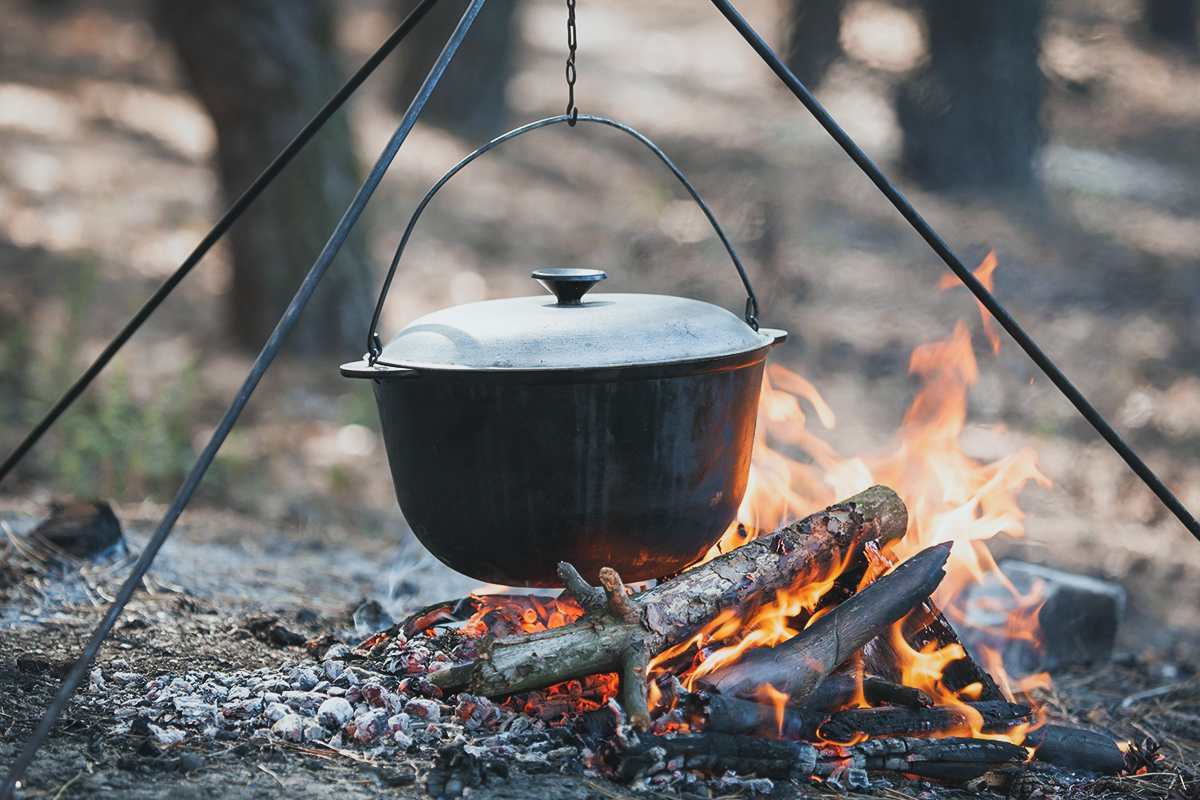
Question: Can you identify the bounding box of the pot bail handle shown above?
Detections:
[366,114,761,364]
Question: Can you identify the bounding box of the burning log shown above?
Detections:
[807,671,934,711]
[430,486,909,729]
[679,690,821,739]
[694,541,952,708]
[865,595,1005,701]
[817,700,1035,743]
[556,562,605,613]
[680,672,936,738]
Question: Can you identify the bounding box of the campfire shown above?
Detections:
[2,258,1149,799]
[318,256,1128,793]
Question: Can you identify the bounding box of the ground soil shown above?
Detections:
[7,0,1200,796]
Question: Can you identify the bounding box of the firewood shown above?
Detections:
[556,562,605,613]
[603,730,1028,784]
[430,486,909,729]
[600,730,818,782]
[817,736,1029,782]
[817,700,1035,742]
[695,542,951,708]
[679,690,821,739]
[805,670,934,711]
[865,594,1005,701]
[1024,724,1126,775]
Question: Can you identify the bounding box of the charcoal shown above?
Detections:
[406,697,442,724]
[271,713,323,743]
[288,667,320,690]
[265,702,291,723]
[354,599,394,634]
[346,709,389,743]
[316,697,353,728]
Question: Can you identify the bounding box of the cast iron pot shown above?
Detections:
[341,116,787,586]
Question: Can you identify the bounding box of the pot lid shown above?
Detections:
[373,268,780,371]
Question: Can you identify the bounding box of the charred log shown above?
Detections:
[818,701,1034,743]
[430,486,909,727]
[696,542,951,707]
[679,691,821,739]
[817,735,1029,782]
[604,730,1028,784]
[601,730,818,782]
[865,595,1006,702]
[1024,724,1126,775]
[805,670,935,712]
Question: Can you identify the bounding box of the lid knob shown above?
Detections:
[532,268,606,305]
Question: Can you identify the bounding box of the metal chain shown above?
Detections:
[565,0,579,125]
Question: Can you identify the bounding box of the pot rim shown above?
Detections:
[342,328,787,383]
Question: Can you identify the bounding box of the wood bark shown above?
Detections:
[158,0,374,354]
[429,486,909,725]
[818,700,1034,743]
[680,691,821,740]
[807,672,934,712]
[695,542,951,708]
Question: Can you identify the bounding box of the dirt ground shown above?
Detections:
[7,0,1200,796]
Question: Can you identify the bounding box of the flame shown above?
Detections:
[651,252,1053,739]
[938,250,1002,354]
[443,252,1055,748]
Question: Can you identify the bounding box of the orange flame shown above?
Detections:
[456,252,1053,747]
[650,253,1053,737]
[938,249,1001,355]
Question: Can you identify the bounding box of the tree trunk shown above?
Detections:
[783,0,845,91]
[897,0,1045,192]
[158,0,374,355]
[1145,0,1199,49]
[393,0,519,138]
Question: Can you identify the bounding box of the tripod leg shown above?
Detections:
[709,0,1200,543]
[0,2,489,796]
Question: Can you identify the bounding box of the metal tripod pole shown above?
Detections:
[710,0,1200,542]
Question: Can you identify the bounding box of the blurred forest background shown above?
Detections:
[5,0,1200,653]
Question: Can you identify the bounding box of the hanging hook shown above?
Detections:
[565,0,579,125]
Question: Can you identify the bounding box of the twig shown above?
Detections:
[311,741,384,766]
[51,772,84,800]
[256,764,286,788]
[620,646,652,732]
[598,567,642,623]
[557,562,605,612]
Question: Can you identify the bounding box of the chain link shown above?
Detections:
[565,0,578,125]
